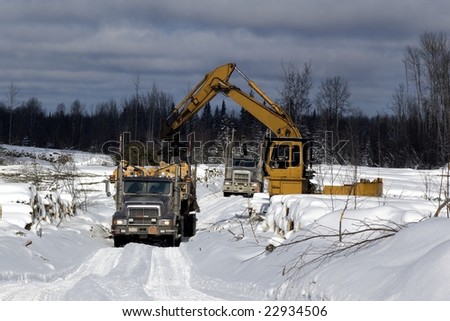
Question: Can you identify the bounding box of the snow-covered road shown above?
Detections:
[0,247,120,300]
[0,243,222,300]
[145,246,220,300]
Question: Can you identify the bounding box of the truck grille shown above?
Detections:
[233,171,251,184]
[128,206,159,225]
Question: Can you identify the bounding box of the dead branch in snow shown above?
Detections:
[279,218,406,276]
[434,198,450,217]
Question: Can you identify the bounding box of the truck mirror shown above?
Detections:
[105,180,111,197]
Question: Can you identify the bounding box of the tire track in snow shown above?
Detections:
[0,247,121,300]
[144,247,220,300]
[62,243,155,300]
[1,243,219,300]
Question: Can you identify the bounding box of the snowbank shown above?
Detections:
[0,183,37,205]
[284,218,450,300]
[0,203,33,227]
[0,182,77,228]
[1,144,114,167]
[263,194,436,243]
[0,183,38,228]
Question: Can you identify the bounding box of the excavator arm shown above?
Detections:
[166,63,301,138]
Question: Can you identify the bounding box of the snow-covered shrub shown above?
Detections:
[0,183,41,228]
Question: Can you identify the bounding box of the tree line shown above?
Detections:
[1,32,448,169]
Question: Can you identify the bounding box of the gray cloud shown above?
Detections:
[1,0,450,115]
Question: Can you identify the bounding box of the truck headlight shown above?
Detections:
[113,219,126,225]
[224,181,231,186]
[159,219,172,226]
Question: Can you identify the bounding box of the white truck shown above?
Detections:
[222,156,262,197]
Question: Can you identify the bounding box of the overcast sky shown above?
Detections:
[1,0,450,116]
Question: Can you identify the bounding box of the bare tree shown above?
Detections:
[5,82,20,144]
[70,100,85,149]
[391,83,409,120]
[404,45,424,113]
[421,32,450,164]
[404,32,450,166]
[279,61,313,129]
[133,74,142,140]
[144,83,173,141]
[388,84,418,167]
[420,32,450,105]
[315,76,351,142]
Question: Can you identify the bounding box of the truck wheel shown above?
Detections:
[223,192,231,197]
[183,214,197,237]
[164,235,178,247]
[113,236,127,247]
[175,235,181,247]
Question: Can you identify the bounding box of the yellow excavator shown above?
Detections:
[165,63,315,196]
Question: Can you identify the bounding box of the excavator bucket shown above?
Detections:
[323,178,383,197]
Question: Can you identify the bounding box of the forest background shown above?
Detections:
[1,32,449,169]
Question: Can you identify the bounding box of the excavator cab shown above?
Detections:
[264,137,314,195]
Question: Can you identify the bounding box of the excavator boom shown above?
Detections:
[167,63,235,131]
[166,63,300,138]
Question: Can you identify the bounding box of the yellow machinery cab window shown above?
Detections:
[270,143,301,168]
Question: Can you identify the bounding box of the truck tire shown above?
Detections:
[183,213,197,237]
[113,236,127,247]
[175,235,181,247]
[163,235,180,247]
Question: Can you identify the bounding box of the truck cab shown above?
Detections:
[222,156,261,197]
[110,170,197,247]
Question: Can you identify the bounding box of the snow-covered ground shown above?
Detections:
[0,144,450,303]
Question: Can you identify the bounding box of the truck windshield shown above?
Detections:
[124,181,171,194]
[232,158,256,167]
